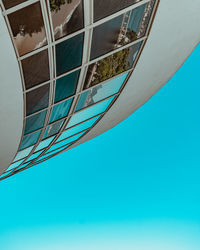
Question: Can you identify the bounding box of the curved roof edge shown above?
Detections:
[72,0,200,149]
[0,12,23,173]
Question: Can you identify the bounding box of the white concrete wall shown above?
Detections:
[73,0,200,148]
[0,13,23,173]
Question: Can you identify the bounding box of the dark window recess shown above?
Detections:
[2,0,28,9]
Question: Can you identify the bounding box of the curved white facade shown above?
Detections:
[0,0,200,180]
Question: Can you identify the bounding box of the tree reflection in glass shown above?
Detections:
[8,2,47,56]
[49,0,84,40]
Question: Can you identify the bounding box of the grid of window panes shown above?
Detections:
[0,0,158,180]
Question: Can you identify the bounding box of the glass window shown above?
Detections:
[26,83,50,116]
[54,70,80,103]
[43,120,64,139]
[93,0,142,21]
[85,41,142,88]
[49,98,73,123]
[2,0,28,9]
[76,72,128,111]
[44,144,70,158]
[21,49,50,89]
[7,159,24,172]
[58,115,101,141]
[24,110,47,135]
[14,146,34,162]
[54,131,85,147]
[8,2,47,56]
[49,0,84,40]
[67,96,114,128]
[20,130,41,150]
[25,150,44,163]
[35,136,55,152]
[91,4,147,60]
[56,33,84,76]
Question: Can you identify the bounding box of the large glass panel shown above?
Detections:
[56,33,84,76]
[43,120,64,139]
[35,136,55,152]
[21,49,50,89]
[58,115,100,142]
[49,98,73,123]
[14,146,34,162]
[55,131,85,147]
[2,0,28,9]
[54,70,80,103]
[26,83,50,116]
[76,73,128,111]
[7,159,24,172]
[20,130,41,150]
[67,96,114,128]
[85,41,142,89]
[91,4,147,60]
[93,0,142,21]
[24,110,47,135]
[49,0,84,40]
[8,2,47,56]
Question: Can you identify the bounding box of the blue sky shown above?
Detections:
[0,43,200,250]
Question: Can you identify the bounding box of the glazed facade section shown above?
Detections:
[0,0,158,180]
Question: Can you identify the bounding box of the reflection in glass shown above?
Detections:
[93,0,142,21]
[21,49,50,89]
[85,42,142,89]
[49,98,73,123]
[55,131,85,147]
[35,136,55,152]
[67,96,114,128]
[26,83,50,116]
[76,73,128,111]
[20,130,41,150]
[24,110,47,135]
[43,120,64,139]
[91,4,147,60]
[8,2,47,56]
[7,159,24,172]
[58,115,101,142]
[44,144,70,158]
[54,70,80,103]
[49,0,84,40]
[56,33,84,76]
[2,0,28,9]
[14,146,34,162]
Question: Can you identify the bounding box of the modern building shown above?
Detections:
[0,0,199,180]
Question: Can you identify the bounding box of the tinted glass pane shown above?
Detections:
[85,41,142,89]
[91,4,146,60]
[7,159,24,172]
[44,144,69,158]
[43,120,64,139]
[25,150,44,163]
[55,131,85,147]
[35,136,55,152]
[2,0,28,9]
[21,49,50,89]
[49,98,73,123]
[26,84,50,116]
[56,33,84,76]
[24,110,47,135]
[94,0,142,21]
[54,70,80,103]
[76,73,128,111]
[58,115,100,141]
[20,130,41,150]
[14,146,34,161]
[8,2,47,56]
[67,96,114,128]
[50,0,84,40]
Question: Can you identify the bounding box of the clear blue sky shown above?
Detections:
[0,43,200,250]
